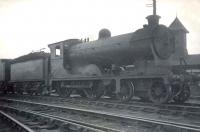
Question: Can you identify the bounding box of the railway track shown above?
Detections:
[2,94,200,116]
[0,101,137,132]
[0,95,200,132]
[0,106,107,132]
[3,93,200,107]
[0,110,34,132]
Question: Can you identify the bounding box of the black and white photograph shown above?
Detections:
[0,0,200,131]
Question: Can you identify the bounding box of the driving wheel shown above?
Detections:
[173,83,190,103]
[148,81,172,104]
[57,83,72,97]
[117,80,134,102]
[84,81,104,100]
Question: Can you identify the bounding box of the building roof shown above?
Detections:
[171,54,200,69]
[169,17,189,33]
[186,54,200,65]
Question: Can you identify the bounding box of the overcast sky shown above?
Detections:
[0,0,200,58]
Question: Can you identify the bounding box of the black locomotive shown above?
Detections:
[0,2,196,104]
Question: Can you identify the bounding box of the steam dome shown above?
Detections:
[98,28,111,39]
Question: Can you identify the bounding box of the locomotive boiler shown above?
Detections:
[65,20,174,74]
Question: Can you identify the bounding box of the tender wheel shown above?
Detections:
[2,84,7,94]
[148,81,172,104]
[37,85,44,95]
[173,84,190,103]
[84,81,104,100]
[117,80,134,102]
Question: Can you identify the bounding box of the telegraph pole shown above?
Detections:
[146,0,160,27]
[146,0,157,15]
[153,0,156,15]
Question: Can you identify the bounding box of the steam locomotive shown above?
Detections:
[0,13,194,104]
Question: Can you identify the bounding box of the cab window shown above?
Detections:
[55,46,61,57]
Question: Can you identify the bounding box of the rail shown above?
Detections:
[0,110,34,132]
[0,97,200,132]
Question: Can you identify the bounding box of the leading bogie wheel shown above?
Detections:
[148,81,172,104]
[173,83,190,103]
[117,80,134,102]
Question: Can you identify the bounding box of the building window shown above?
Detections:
[55,46,61,57]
